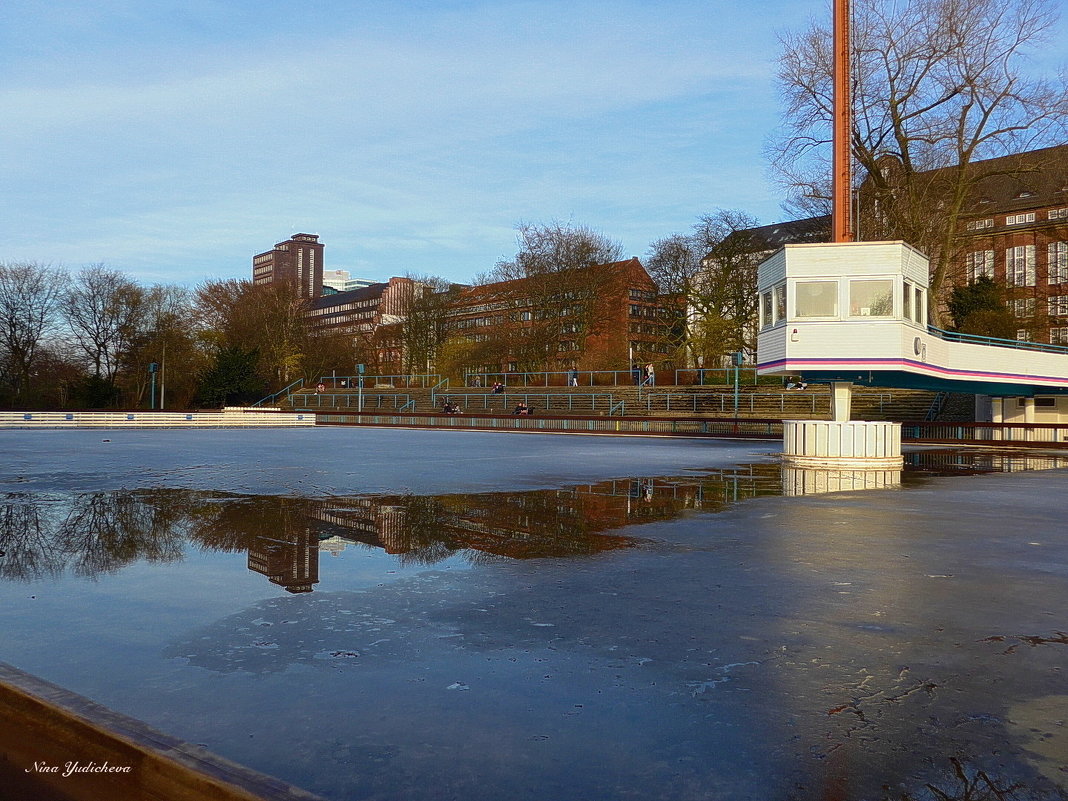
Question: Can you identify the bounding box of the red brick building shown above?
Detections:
[954,146,1068,344]
[445,257,676,375]
[252,233,325,299]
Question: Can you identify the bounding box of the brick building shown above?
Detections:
[445,257,675,375]
[955,145,1068,344]
[252,233,325,299]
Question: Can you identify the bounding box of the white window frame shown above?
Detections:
[1006,245,1036,287]
[966,250,994,281]
[1049,242,1068,284]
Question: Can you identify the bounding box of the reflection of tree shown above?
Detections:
[0,465,790,586]
[888,756,1053,801]
[182,495,315,553]
[55,492,185,578]
[0,495,66,581]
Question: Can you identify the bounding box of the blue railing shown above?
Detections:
[928,325,1068,355]
[319,374,442,389]
[252,379,304,407]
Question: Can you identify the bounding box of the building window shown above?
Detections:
[1051,327,1068,345]
[1005,212,1036,225]
[903,281,912,320]
[795,281,838,318]
[914,286,925,324]
[966,250,994,281]
[849,279,894,317]
[1048,208,1068,221]
[1006,245,1036,286]
[1016,329,1033,342]
[774,283,786,323]
[966,218,994,230]
[1049,242,1068,284]
[1010,298,1035,318]
[760,291,773,329]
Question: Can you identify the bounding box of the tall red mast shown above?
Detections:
[832,0,853,242]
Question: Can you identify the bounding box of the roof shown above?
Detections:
[459,258,652,302]
[958,144,1068,214]
[308,282,389,311]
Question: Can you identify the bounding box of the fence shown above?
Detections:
[429,392,618,414]
[289,393,413,411]
[0,409,315,428]
[315,410,784,439]
[317,374,442,389]
[902,421,1068,447]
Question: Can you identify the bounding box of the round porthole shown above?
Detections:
[914,336,922,355]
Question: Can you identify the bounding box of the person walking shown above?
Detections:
[645,364,655,387]
[631,364,642,385]
[568,367,579,387]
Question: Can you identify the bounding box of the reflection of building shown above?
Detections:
[307,466,783,563]
[247,530,320,593]
[782,466,903,496]
[252,233,325,299]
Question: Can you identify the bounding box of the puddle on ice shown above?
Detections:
[1,446,1066,801]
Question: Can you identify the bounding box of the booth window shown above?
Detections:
[903,281,912,320]
[849,279,894,317]
[795,281,838,318]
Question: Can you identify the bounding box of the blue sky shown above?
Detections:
[2,1,1063,288]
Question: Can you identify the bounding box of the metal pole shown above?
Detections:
[733,363,740,419]
[832,0,853,243]
[160,343,166,410]
[150,371,156,410]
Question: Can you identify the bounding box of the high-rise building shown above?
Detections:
[322,269,376,294]
[252,233,325,299]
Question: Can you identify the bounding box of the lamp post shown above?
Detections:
[148,362,158,410]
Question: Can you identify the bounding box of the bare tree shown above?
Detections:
[120,284,206,407]
[0,261,67,401]
[646,210,761,364]
[770,0,1068,320]
[394,275,459,375]
[483,221,626,371]
[63,265,145,385]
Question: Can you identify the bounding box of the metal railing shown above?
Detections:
[639,391,832,415]
[430,378,449,405]
[318,374,442,389]
[290,393,413,411]
[252,378,304,407]
[902,420,1068,447]
[315,411,785,439]
[466,369,651,387]
[673,368,783,386]
[928,325,1068,355]
[430,392,617,414]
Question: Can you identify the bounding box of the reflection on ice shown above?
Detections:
[1,448,1065,593]
[782,466,903,495]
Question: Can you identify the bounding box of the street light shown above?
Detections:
[148,362,158,410]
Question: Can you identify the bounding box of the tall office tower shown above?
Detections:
[252,233,325,299]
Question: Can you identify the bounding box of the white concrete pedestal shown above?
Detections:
[782,420,903,468]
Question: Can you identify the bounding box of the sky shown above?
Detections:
[2,1,1064,289]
